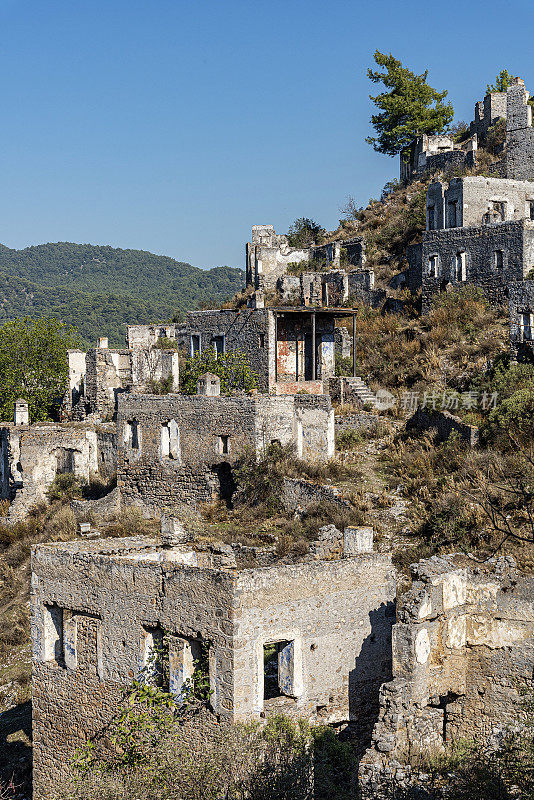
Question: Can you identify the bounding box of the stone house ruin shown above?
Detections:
[0,404,116,522]
[65,336,179,419]
[117,391,334,511]
[31,533,396,799]
[409,176,534,311]
[176,307,361,394]
[359,555,534,798]
[509,279,534,361]
[401,77,534,182]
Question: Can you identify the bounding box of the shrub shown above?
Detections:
[180,351,258,395]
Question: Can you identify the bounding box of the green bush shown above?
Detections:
[180,350,258,395]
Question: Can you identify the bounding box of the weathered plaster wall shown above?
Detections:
[359,556,534,799]
[0,424,116,522]
[116,393,334,511]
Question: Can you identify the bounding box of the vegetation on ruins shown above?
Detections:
[0,316,79,423]
[286,218,326,248]
[486,69,515,94]
[366,51,454,156]
[61,657,354,800]
[180,350,258,395]
[0,242,244,348]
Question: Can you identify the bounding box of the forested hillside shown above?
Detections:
[0,242,244,347]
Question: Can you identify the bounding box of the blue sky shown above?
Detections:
[1,0,533,270]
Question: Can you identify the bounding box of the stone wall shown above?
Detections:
[505,80,534,181]
[359,555,534,799]
[177,309,273,392]
[282,476,351,513]
[427,177,534,231]
[406,409,479,446]
[509,279,534,361]
[0,423,116,522]
[421,220,533,311]
[32,536,396,798]
[117,393,334,512]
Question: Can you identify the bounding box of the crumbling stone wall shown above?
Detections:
[505,79,534,181]
[359,556,534,799]
[427,177,534,231]
[421,220,534,311]
[31,536,396,798]
[509,279,534,361]
[0,423,115,522]
[177,309,273,391]
[117,393,334,512]
[406,409,479,445]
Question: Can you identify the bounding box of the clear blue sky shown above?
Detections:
[1,0,533,270]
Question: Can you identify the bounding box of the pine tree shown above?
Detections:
[366,51,454,156]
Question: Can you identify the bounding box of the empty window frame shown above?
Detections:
[263,640,301,701]
[258,333,265,348]
[43,604,64,664]
[447,201,458,228]
[428,254,440,278]
[190,334,201,357]
[142,627,169,690]
[494,250,504,270]
[454,252,467,282]
[161,420,180,460]
[212,335,225,358]
[530,201,534,221]
[491,201,506,221]
[218,435,230,455]
[521,313,534,341]
[124,419,140,450]
[427,205,436,230]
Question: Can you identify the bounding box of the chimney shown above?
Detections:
[97,337,109,349]
[14,399,29,426]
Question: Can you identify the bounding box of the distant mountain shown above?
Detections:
[0,242,244,348]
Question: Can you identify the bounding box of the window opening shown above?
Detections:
[218,435,229,455]
[427,206,435,230]
[494,250,504,270]
[125,419,140,450]
[191,334,201,357]
[212,335,224,357]
[521,313,533,341]
[264,641,293,700]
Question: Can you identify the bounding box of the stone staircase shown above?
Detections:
[340,376,378,408]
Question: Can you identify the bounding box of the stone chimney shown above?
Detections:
[196,372,220,396]
[161,514,188,547]
[343,526,374,555]
[14,399,29,426]
[97,337,109,349]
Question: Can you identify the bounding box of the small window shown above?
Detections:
[427,205,436,230]
[190,334,201,357]
[212,335,225,357]
[161,420,180,461]
[258,333,265,348]
[43,604,64,664]
[454,252,467,282]
[494,250,504,270]
[447,201,458,228]
[218,435,229,455]
[263,640,296,700]
[125,420,140,450]
[521,313,533,341]
[143,627,169,690]
[530,201,534,221]
[491,201,506,221]
[428,255,439,278]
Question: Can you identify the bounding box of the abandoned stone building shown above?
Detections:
[0,400,116,522]
[409,175,534,311]
[245,224,367,300]
[509,279,534,361]
[401,77,534,182]
[117,389,334,511]
[359,555,534,798]
[64,336,179,419]
[31,530,396,799]
[176,307,361,394]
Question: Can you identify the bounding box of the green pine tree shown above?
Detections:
[366,51,454,156]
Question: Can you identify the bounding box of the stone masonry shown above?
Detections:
[117,392,334,512]
[32,535,396,799]
[0,422,116,522]
[359,555,534,799]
